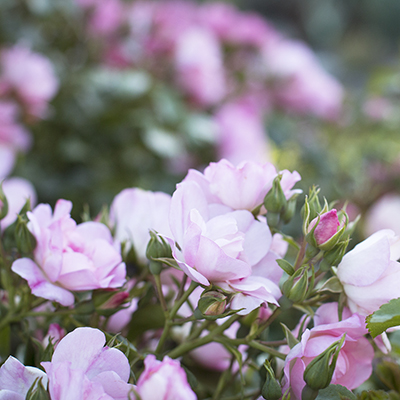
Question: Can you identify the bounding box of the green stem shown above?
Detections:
[167,314,240,359]
[294,237,307,270]
[155,280,199,354]
[153,274,168,312]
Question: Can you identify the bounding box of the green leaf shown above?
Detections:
[357,390,400,400]
[280,323,299,349]
[277,259,295,276]
[318,276,343,294]
[315,384,357,400]
[375,360,400,392]
[366,298,400,338]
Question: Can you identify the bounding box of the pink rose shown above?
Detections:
[336,229,400,316]
[42,327,133,400]
[0,46,58,118]
[0,356,48,399]
[183,159,301,212]
[283,303,374,399]
[12,199,126,306]
[169,180,281,314]
[135,355,196,400]
[110,187,172,264]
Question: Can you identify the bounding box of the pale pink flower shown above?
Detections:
[0,46,58,118]
[283,303,374,399]
[0,356,48,399]
[183,159,301,213]
[42,327,133,400]
[169,179,281,314]
[364,193,400,237]
[1,177,37,229]
[174,27,226,106]
[336,229,400,316]
[110,187,172,264]
[135,355,196,400]
[12,199,126,306]
[363,96,394,121]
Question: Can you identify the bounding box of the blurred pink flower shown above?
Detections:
[12,199,126,306]
[174,27,226,106]
[336,229,400,316]
[86,0,125,36]
[0,101,31,178]
[1,177,37,230]
[215,97,271,166]
[42,327,133,400]
[135,354,196,400]
[0,356,48,399]
[110,187,172,264]
[283,303,373,399]
[43,323,66,349]
[263,39,343,120]
[364,193,400,237]
[363,96,394,121]
[0,46,58,118]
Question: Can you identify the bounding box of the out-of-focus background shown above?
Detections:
[1,0,400,240]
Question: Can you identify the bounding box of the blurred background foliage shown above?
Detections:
[1,0,400,238]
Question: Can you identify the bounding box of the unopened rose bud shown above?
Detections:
[26,377,49,400]
[303,334,345,391]
[198,291,227,316]
[146,231,172,261]
[264,175,287,214]
[281,267,308,303]
[281,194,299,224]
[0,182,9,221]
[261,360,282,400]
[319,238,350,271]
[93,289,130,316]
[306,209,347,252]
[15,214,36,254]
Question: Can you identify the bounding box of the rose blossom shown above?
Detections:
[135,355,196,400]
[42,327,133,400]
[12,199,126,306]
[336,229,400,316]
[169,179,281,314]
[183,159,301,213]
[283,303,374,399]
[0,356,48,399]
[110,187,172,265]
[307,209,340,247]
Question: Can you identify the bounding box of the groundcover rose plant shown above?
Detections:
[2,157,400,400]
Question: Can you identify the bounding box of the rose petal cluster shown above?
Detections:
[42,327,133,400]
[0,356,48,399]
[336,229,400,316]
[135,354,197,400]
[12,199,126,306]
[283,303,374,399]
[168,160,300,314]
